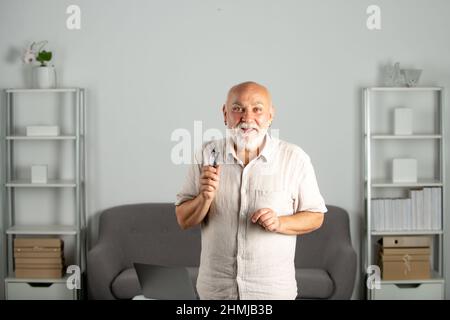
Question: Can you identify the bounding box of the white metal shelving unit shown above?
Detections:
[2,88,87,300]
[363,86,446,300]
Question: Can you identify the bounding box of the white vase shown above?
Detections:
[33,66,56,89]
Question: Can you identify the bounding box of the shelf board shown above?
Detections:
[370,134,442,140]
[366,87,442,92]
[6,225,78,235]
[5,180,77,188]
[370,179,443,188]
[6,135,76,140]
[371,230,444,236]
[5,88,79,93]
[5,274,70,284]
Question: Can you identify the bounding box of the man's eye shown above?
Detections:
[232,106,243,112]
[254,108,263,113]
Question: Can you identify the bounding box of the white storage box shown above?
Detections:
[372,282,444,300]
[26,126,60,136]
[6,281,76,300]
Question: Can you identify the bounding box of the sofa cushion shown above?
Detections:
[112,266,333,300]
[111,268,141,299]
[111,267,200,300]
[296,268,334,299]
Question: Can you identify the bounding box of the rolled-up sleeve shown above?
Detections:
[175,148,202,206]
[295,156,328,214]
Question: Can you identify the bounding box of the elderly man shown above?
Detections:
[175,81,327,300]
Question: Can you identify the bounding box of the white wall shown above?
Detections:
[1,0,450,300]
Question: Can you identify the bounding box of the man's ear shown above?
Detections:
[270,105,275,122]
[222,104,227,124]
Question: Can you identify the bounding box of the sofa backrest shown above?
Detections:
[98,203,351,269]
[295,205,352,269]
[99,203,201,267]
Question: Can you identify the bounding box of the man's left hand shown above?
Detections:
[251,208,280,233]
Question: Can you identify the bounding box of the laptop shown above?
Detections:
[134,263,197,300]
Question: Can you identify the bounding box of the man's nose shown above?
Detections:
[241,109,254,122]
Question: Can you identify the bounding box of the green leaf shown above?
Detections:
[36,50,52,63]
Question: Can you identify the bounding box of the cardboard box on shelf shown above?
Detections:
[15,268,63,279]
[378,235,432,280]
[14,238,63,249]
[15,247,61,252]
[381,247,430,255]
[13,237,65,279]
[14,251,62,258]
[380,253,430,280]
[378,236,431,248]
[15,257,64,265]
[15,264,64,269]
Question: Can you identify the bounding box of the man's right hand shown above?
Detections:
[200,165,221,201]
[176,165,220,229]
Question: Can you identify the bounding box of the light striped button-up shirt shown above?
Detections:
[175,134,327,300]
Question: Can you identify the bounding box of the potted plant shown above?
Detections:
[23,41,56,89]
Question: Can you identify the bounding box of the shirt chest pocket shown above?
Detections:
[252,190,294,216]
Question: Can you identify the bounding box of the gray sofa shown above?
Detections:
[87,203,356,300]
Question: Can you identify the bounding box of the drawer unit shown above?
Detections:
[372,282,444,300]
[5,280,77,300]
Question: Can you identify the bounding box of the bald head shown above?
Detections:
[226,81,272,108]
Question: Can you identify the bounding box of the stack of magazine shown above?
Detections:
[371,187,442,231]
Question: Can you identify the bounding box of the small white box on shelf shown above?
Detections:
[26,126,60,136]
[394,108,412,135]
[392,159,417,183]
[31,165,48,183]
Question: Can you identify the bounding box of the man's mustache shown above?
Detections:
[235,123,259,130]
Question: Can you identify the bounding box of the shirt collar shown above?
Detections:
[259,133,275,162]
[225,132,275,164]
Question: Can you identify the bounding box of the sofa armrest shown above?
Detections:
[87,242,125,300]
[325,244,357,299]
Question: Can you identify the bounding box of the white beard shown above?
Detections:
[228,125,268,152]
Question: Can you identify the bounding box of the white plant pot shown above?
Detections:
[33,66,56,89]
